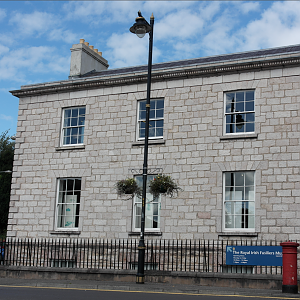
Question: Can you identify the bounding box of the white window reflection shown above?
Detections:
[133,175,161,230]
[223,172,255,230]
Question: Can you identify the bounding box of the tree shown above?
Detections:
[0,131,15,235]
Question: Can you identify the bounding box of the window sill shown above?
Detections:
[218,232,258,237]
[128,231,162,236]
[50,230,81,235]
[220,133,258,140]
[55,145,85,151]
[132,139,165,147]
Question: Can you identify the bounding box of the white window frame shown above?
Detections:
[223,171,255,232]
[55,178,81,231]
[61,106,86,146]
[133,175,161,232]
[137,99,164,141]
[224,90,255,135]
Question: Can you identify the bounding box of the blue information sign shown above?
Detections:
[226,246,282,266]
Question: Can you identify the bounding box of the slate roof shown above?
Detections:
[80,44,300,79]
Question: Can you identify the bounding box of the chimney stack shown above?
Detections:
[69,39,109,78]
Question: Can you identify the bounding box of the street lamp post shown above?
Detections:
[130,11,154,284]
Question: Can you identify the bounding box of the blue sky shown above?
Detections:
[1,1,300,137]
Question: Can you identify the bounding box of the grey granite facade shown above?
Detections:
[8,43,300,241]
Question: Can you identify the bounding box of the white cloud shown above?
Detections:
[155,9,204,41]
[63,1,136,24]
[168,1,300,58]
[48,28,78,44]
[8,10,79,44]
[200,7,241,55]
[0,8,6,20]
[107,32,161,68]
[171,41,201,60]
[237,1,300,51]
[63,1,196,25]
[143,1,195,18]
[0,44,9,56]
[197,1,222,21]
[9,11,58,37]
[107,33,149,67]
[63,1,146,24]
[123,2,216,62]
[234,2,260,14]
[0,33,16,47]
[2,0,300,84]
[63,1,106,19]
[48,56,70,74]
[150,2,231,59]
[0,46,69,83]
[105,1,143,23]
[0,114,13,121]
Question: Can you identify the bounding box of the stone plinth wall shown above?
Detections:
[0,266,282,290]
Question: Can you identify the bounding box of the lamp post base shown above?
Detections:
[136,275,145,284]
[136,242,146,284]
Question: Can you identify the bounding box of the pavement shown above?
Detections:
[0,277,299,298]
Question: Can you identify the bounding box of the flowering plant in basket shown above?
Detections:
[115,178,141,197]
[149,174,181,198]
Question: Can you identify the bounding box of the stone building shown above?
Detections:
[7,40,300,241]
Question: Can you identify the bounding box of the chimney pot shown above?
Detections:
[89,45,94,50]
[80,39,85,44]
[84,42,89,46]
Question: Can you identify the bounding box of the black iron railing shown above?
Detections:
[0,238,285,275]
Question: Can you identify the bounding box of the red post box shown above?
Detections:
[280,241,299,294]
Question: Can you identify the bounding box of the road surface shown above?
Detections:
[0,284,298,300]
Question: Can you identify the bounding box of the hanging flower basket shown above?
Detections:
[115,178,141,197]
[149,174,182,198]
